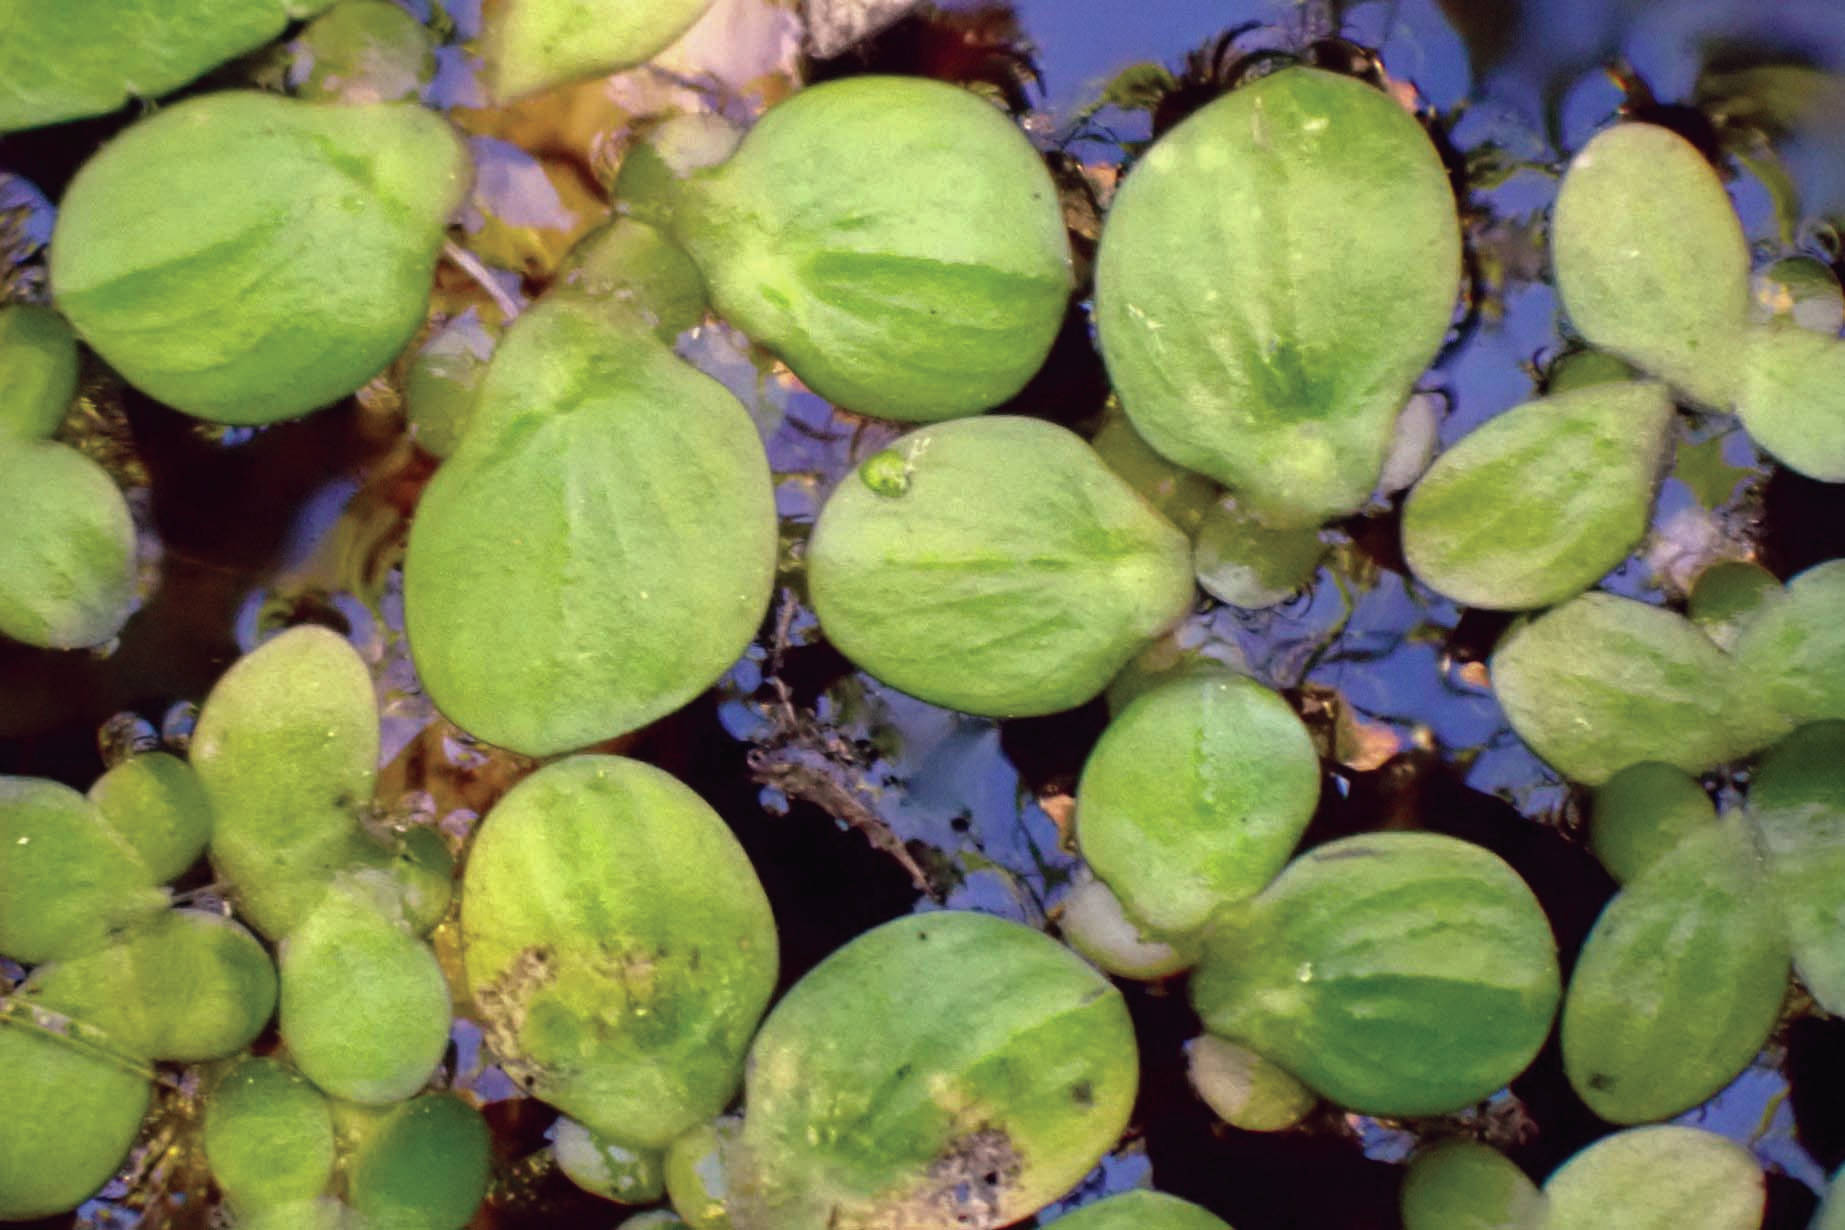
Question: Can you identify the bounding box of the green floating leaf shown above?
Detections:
[808,416,1194,717]
[1402,382,1673,610]
[23,909,276,1061]
[486,0,716,101]
[1490,592,1786,785]
[1190,832,1559,1117]
[279,880,450,1104]
[1193,498,1327,610]
[1688,560,1785,653]
[1051,1190,1232,1230]
[726,912,1137,1230]
[0,0,330,133]
[461,756,778,1150]
[1185,1034,1315,1133]
[405,298,775,756]
[0,1009,151,1220]
[1589,761,1716,884]
[555,217,708,344]
[663,1119,732,1229]
[204,1056,337,1216]
[192,625,382,940]
[87,750,212,883]
[0,775,165,963]
[1058,871,1194,981]
[1545,349,1641,396]
[672,76,1072,422]
[1751,256,1845,335]
[1089,405,1220,537]
[404,311,495,460]
[1552,123,1751,409]
[1746,721,1845,1015]
[291,0,436,104]
[1543,1126,1762,1230]
[0,439,138,649]
[1561,822,1787,1124]
[1400,1140,1545,1230]
[0,303,77,441]
[557,1117,667,1205]
[1734,560,1845,725]
[52,91,468,425]
[1736,324,1845,482]
[1077,672,1320,938]
[1095,67,1460,528]
[349,1094,491,1230]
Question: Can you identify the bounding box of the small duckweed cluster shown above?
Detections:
[3,2,1845,1229]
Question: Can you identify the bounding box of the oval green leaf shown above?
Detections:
[1561,821,1788,1124]
[1552,123,1751,409]
[1193,498,1327,610]
[87,750,212,883]
[1052,1191,1232,1230]
[1589,760,1716,884]
[1185,1034,1315,1133]
[291,0,435,104]
[1543,1126,1762,1230]
[1735,560,1845,725]
[404,298,775,756]
[1095,66,1460,528]
[52,91,468,424]
[1402,381,1673,610]
[1745,721,1845,1015]
[1490,592,1787,785]
[1736,324,1845,481]
[1076,671,1320,938]
[460,756,778,1150]
[192,625,382,939]
[279,881,450,1104]
[726,911,1137,1230]
[1401,1141,1545,1230]
[348,1094,491,1230]
[204,1056,337,1215]
[1689,560,1785,652]
[486,0,716,101]
[0,439,138,649]
[0,775,165,963]
[672,76,1072,422]
[1058,871,1194,981]
[808,416,1194,717]
[1190,832,1560,1116]
[0,303,77,441]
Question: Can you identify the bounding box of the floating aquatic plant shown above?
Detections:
[1400,1139,1544,1230]
[1051,1189,1233,1230]
[0,438,138,650]
[485,0,718,101]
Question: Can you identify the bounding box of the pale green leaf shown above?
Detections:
[486,0,717,101]
[1051,1191,1232,1230]
[0,440,138,649]
[1193,498,1326,609]
[1745,721,1845,1015]
[1543,1126,1762,1230]
[0,304,77,441]
[87,751,212,883]
[1736,323,1845,482]
[1401,1141,1545,1230]
[0,776,166,964]
[1589,761,1716,884]
[203,1057,337,1216]
[1734,560,1845,725]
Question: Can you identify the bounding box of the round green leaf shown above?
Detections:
[1490,592,1787,785]
[0,439,138,649]
[1190,832,1560,1116]
[1552,123,1751,409]
[291,0,435,104]
[279,882,450,1104]
[23,909,275,1061]
[556,1117,668,1205]
[0,303,77,441]
[1400,1141,1545,1230]
[1546,349,1641,395]
[0,775,165,963]
[808,416,1194,717]
[726,911,1137,1230]
[1561,821,1788,1124]
[1736,324,1845,481]
[1689,560,1785,652]
[0,0,325,133]
[1542,1126,1762,1230]
[192,625,382,940]
[460,756,778,1150]
[1185,1034,1315,1133]
[1095,67,1460,528]
[348,1094,490,1230]
[486,0,716,101]
[1090,406,1219,538]
[204,1056,337,1215]
[1735,560,1845,725]
[1051,1190,1233,1230]
[0,1012,151,1220]
[1402,381,1674,610]
[1745,721,1845,1015]
[1193,499,1327,610]
[87,751,212,883]
[663,1119,732,1229]
[52,91,468,424]
[1076,672,1320,938]
[554,217,708,345]
[404,298,775,756]
[672,76,1072,422]
[1589,761,1716,884]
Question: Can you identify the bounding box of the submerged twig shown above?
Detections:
[442,240,524,322]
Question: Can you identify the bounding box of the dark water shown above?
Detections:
[4,1,1845,1227]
